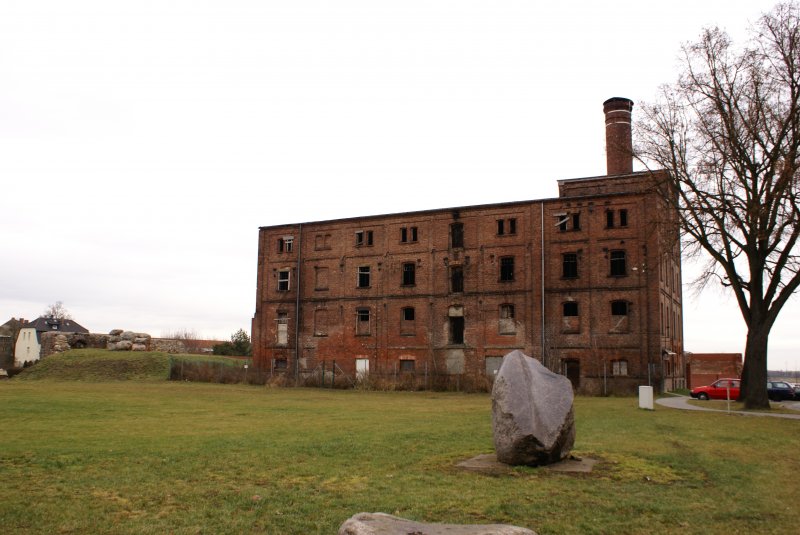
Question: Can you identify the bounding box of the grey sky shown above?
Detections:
[2,1,797,370]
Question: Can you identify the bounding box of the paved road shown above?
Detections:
[656,394,800,420]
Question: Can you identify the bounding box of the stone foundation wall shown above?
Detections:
[39,330,214,358]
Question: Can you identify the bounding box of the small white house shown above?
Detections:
[14,317,88,367]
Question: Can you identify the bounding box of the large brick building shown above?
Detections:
[252,98,685,394]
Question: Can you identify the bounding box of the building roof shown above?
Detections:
[23,317,89,334]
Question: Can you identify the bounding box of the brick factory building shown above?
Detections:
[252,98,685,394]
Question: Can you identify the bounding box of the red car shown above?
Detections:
[690,378,741,400]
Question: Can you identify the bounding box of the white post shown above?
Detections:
[639,385,654,410]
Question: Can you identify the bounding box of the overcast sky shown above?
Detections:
[2,1,798,370]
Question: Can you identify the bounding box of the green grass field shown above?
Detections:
[1,352,798,534]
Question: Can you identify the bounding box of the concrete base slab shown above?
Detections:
[457,453,597,475]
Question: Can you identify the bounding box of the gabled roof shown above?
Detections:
[23,317,89,334]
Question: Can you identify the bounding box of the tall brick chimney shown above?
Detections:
[603,97,634,175]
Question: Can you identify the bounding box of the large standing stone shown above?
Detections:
[338,512,537,535]
[492,350,575,466]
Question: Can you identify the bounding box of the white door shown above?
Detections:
[355,358,369,379]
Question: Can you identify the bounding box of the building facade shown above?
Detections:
[252,98,685,394]
[14,316,89,367]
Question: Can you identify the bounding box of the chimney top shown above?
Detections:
[603,97,634,175]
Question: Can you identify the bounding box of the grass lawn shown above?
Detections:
[1,363,798,534]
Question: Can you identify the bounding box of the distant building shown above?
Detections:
[15,317,89,367]
[686,353,743,389]
[251,98,685,394]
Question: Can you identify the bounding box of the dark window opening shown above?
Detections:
[273,358,288,370]
[563,302,579,316]
[402,307,415,321]
[497,219,505,235]
[402,263,416,286]
[399,359,415,373]
[611,300,629,316]
[500,304,514,319]
[559,216,568,232]
[610,250,627,276]
[500,256,514,281]
[449,316,465,344]
[509,218,516,234]
[358,266,370,288]
[562,253,578,278]
[450,266,464,293]
[606,210,615,228]
[400,226,417,243]
[450,223,464,248]
[355,230,374,247]
[572,213,581,231]
[619,209,628,227]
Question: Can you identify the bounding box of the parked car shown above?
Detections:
[767,381,796,401]
[792,384,800,400]
[690,378,740,400]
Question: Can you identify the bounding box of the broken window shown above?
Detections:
[500,256,514,281]
[561,301,579,333]
[273,358,288,370]
[557,212,579,232]
[450,265,464,293]
[612,359,628,376]
[611,300,629,316]
[499,304,515,334]
[357,266,371,288]
[610,250,627,276]
[402,262,416,286]
[276,312,288,345]
[450,222,464,248]
[355,230,374,247]
[356,307,370,335]
[563,302,579,316]
[449,316,465,344]
[562,253,578,278]
[277,269,290,291]
[277,236,294,253]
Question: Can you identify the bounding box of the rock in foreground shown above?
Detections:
[492,350,575,466]
[338,512,537,535]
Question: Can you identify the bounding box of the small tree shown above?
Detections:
[213,329,252,356]
[43,301,72,320]
[636,2,800,408]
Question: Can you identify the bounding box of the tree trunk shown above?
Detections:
[738,327,770,409]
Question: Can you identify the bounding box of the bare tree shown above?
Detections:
[43,301,72,320]
[636,2,800,408]
[161,328,204,353]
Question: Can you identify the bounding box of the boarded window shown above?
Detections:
[499,304,515,334]
[314,309,328,336]
[401,307,415,335]
[356,308,370,335]
[276,312,288,345]
[315,267,329,290]
[561,301,580,333]
[485,356,503,378]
